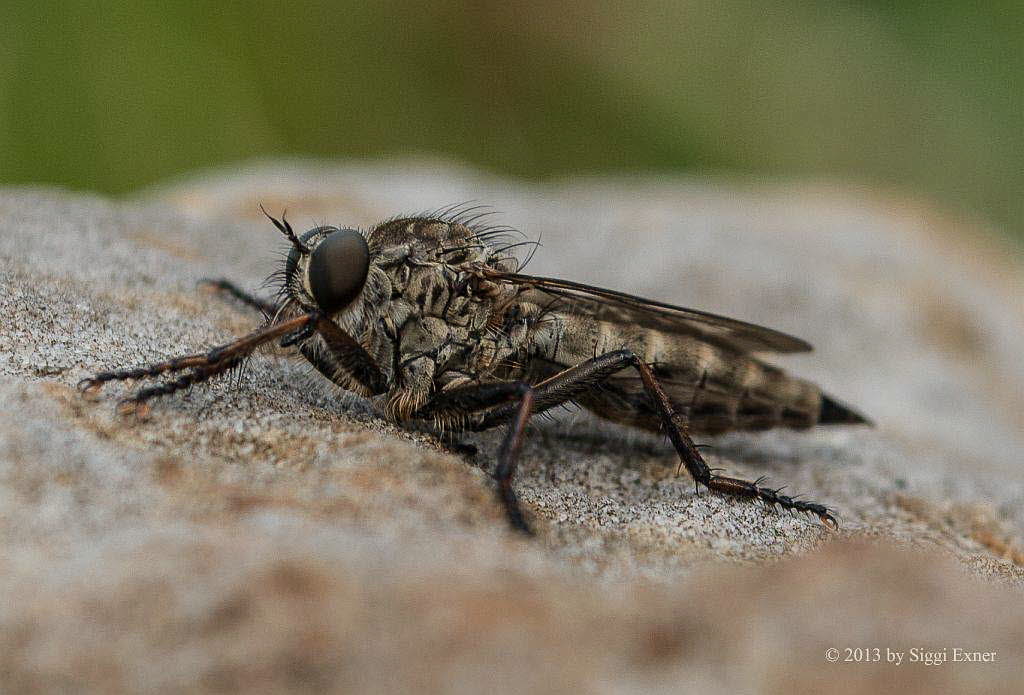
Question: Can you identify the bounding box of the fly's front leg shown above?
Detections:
[199,278,279,316]
[80,311,387,417]
[416,382,536,534]
[299,315,389,396]
[474,350,838,528]
[78,313,320,416]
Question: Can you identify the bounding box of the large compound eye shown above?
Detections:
[307,229,369,313]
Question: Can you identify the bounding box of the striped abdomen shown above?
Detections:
[528,316,864,435]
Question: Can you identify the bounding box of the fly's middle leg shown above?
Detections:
[416,382,537,534]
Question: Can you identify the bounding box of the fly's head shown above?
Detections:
[263,207,371,317]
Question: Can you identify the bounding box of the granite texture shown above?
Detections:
[1,160,1022,692]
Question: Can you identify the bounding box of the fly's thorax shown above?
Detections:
[331,216,520,418]
[280,214,530,419]
[370,259,531,419]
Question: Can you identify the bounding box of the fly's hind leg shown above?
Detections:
[627,355,838,528]
[471,349,838,529]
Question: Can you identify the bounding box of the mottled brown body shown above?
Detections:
[81,207,867,534]
[283,216,842,435]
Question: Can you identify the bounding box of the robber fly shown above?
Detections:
[79,205,869,534]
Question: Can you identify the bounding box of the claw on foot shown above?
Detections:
[77,377,99,392]
[116,399,151,419]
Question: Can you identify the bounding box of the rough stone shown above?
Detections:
[1,160,1022,692]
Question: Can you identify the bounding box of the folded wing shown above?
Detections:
[487,272,813,354]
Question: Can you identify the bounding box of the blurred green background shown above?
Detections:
[3,1,1022,242]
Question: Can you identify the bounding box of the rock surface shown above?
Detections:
[1,160,1023,692]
